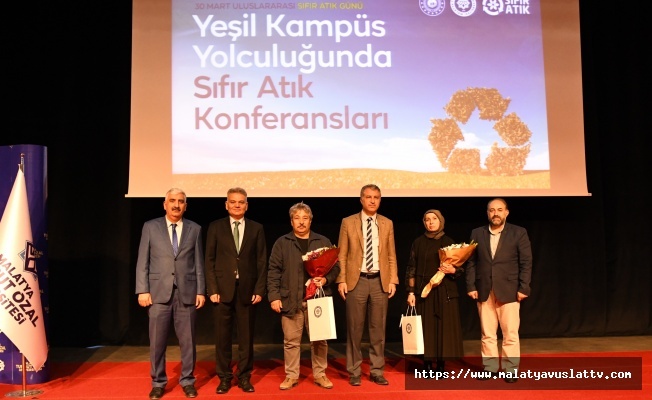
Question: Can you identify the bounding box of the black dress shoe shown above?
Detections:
[216,380,231,394]
[370,375,389,385]
[238,378,255,392]
[436,361,446,373]
[504,377,518,383]
[349,376,361,386]
[182,384,197,398]
[149,387,165,400]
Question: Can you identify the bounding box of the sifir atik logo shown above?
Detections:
[483,0,531,16]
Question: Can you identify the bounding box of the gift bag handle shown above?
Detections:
[400,305,417,328]
[313,285,326,299]
[404,305,417,316]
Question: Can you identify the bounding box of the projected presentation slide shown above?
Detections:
[129,0,587,197]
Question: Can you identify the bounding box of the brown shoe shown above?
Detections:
[314,375,333,389]
[279,377,299,390]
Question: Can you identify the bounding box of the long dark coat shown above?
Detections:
[405,234,464,360]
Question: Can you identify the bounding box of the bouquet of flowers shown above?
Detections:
[421,241,477,298]
[303,246,339,300]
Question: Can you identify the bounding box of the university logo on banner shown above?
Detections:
[0,167,48,371]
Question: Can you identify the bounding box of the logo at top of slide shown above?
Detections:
[419,0,446,16]
[483,0,504,16]
[450,0,477,17]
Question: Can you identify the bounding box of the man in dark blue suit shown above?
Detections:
[204,187,267,394]
[465,198,532,383]
[136,188,206,399]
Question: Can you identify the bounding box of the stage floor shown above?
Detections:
[49,335,652,363]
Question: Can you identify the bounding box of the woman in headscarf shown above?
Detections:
[405,209,464,374]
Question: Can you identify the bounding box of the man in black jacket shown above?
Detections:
[465,198,532,383]
[267,202,340,390]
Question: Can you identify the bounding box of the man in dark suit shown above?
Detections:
[465,198,532,383]
[336,184,399,386]
[135,188,206,400]
[204,187,267,394]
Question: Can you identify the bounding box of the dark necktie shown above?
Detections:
[233,221,241,279]
[233,221,240,253]
[365,217,373,272]
[171,223,178,256]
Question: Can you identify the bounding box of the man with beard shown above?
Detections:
[465,198,532,383]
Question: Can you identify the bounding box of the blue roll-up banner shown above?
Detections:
[0,144,50,384]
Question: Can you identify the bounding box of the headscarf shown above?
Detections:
[423,209,445,239]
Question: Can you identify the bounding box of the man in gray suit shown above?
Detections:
[204,187,267,394]
[136,188,206,400]
[465,198,532,383]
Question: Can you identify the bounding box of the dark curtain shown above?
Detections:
[3,1,650,347]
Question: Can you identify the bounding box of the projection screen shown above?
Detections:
[129,0,588,197]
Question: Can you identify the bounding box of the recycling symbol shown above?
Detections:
[427,87,532,176]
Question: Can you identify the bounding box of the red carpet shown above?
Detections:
[2,351,650,399]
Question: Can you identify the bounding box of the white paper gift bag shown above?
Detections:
[400,306,424,355]
[307,287,337,341]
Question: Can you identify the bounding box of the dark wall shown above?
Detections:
[3,1,651,347]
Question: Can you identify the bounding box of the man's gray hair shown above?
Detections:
[166,187,186,200]
[289,202,313,220]
[227,187,248,198]
[360,184,381,197]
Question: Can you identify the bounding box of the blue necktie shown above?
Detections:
[172,223,178,256]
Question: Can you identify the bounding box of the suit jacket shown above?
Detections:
[465,222,532,303]
[135,217,206,305]
[336,213,399,292]
[204,217,267,304]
